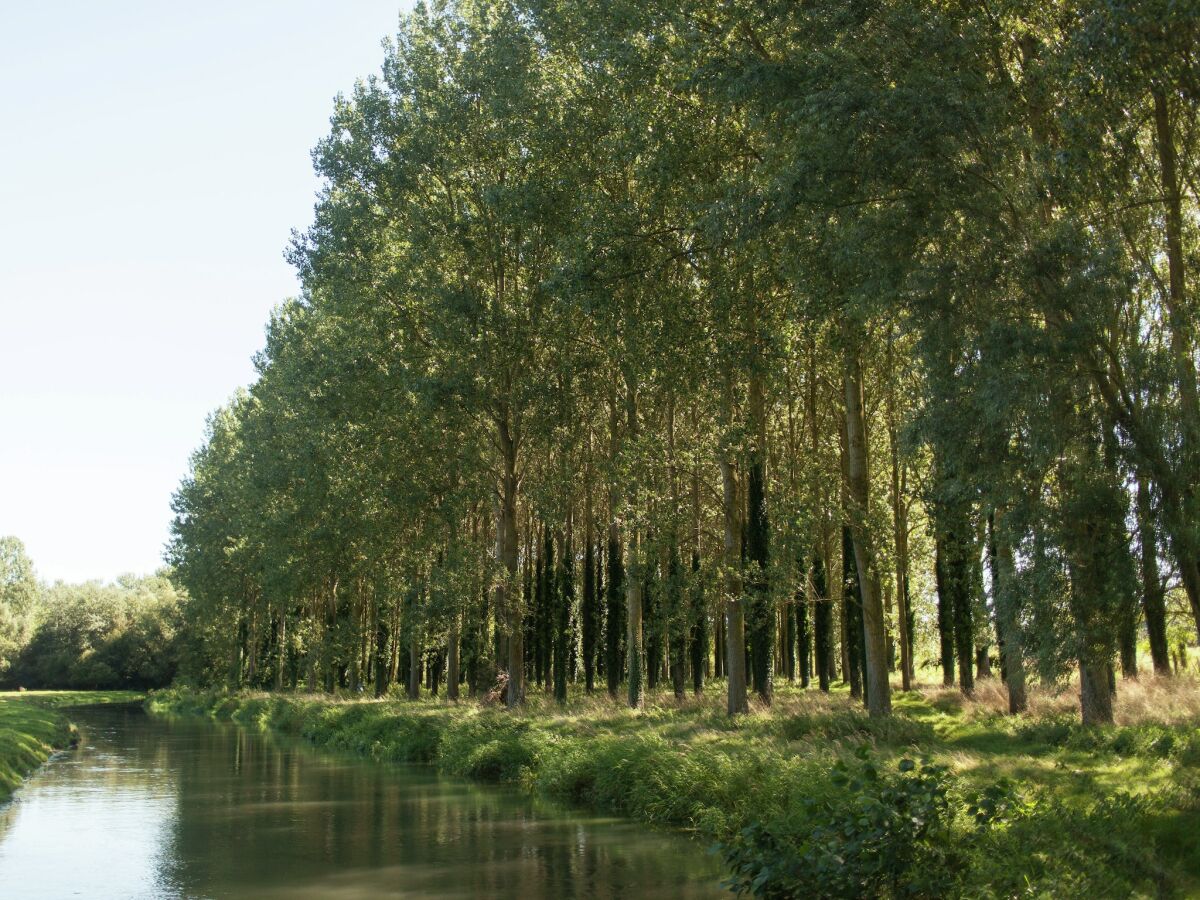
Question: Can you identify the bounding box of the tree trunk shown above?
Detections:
[407,634,421,701]
[1079,655,1114,726]
[989,510,1027,713]
[841,526,863,701]
[669,544,687,700]
[1137,477,1171,676]
[784,594,796,683]
[842,324,892,717]
[554,519,571,704]
[606,524,624,697]
[373,608,388,698]
[626,531,644,709]
[583,485,597,693]
[447,615,460,701]
[276,607,287,693]
[746,370,773,704]
[887,338,914,691]
[934,537,955,687]
[812,550,831,692]
[975,647,992,680]
[497,418,522,708]
[722,445,748,715]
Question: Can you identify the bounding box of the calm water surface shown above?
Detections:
[0,705,725,899]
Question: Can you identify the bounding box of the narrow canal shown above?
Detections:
[0,704,724,898]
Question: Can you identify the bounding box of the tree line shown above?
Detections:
[168,0,1200,724]
[0,537,182,690]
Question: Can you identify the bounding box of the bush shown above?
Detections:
[719,751,968,898]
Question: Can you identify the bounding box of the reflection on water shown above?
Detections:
[0,706,724,898]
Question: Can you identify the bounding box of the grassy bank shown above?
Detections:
[0,690,143,803]
[150,679,1200,897]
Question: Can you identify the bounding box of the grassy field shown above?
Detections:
[0,690,143,803]
[150,676,1200,897]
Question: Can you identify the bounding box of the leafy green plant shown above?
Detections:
[719,751,967,898]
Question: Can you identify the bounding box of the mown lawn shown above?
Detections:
[150,677,1200,897]
[0,690,143,803]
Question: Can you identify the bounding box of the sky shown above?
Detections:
[0,1,413,584]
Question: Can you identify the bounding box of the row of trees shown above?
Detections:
[0,537,183,690]
[169,0,1200,724]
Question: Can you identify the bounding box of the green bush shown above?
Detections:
[719,752,968,898]
[720,749,1189,899]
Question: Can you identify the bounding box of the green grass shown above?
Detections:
[0,690,144,803]
[149,678,1200,897]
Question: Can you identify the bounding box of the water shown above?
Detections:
[0,705,725,899]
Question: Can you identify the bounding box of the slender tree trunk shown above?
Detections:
[797,586,810,688]
[722,440,748,715]
[497,417,523,708]
[669,544,686,700]
[626,531,644,709]
[934,536,955,686]
[746,369,773,704]
[606,523,624,697]
[954,549,976,695]
[583,528,597,693]
[1137,477,1171,676]
[276,606,287,693]
[784,595,796,683]
[690,465,706,695]
[842,321,892,717]
[989,510,1027,713]
[624,379,644,709]
[889,424,913,690]
[447,614,460,701]
[554,516,571,704]
[373,606,388,699]
[841,525,863,701]
[407,633,421,701]
[812,550,831,692]
[713,611,724,679]
[937,501,977,697]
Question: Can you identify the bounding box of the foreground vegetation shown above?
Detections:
[151,677,1200,897]
[0,691,141,803]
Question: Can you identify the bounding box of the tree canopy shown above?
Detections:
[169,0,1200,725]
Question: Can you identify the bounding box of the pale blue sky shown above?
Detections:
[0,1,413,583]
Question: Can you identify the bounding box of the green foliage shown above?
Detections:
[720,753,966,899]
[0,537,38,681]
[720,749,1194,899]
[10,574,182,690]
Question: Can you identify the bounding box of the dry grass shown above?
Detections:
[1110,674,1200,725]
[914,671,1200,727]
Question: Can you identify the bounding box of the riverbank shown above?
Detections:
[0,691,144,803]
[150,679,1200,897]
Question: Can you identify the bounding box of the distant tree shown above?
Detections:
[0,536,38,683]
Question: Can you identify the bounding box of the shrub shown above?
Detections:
[719,751,967,899]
